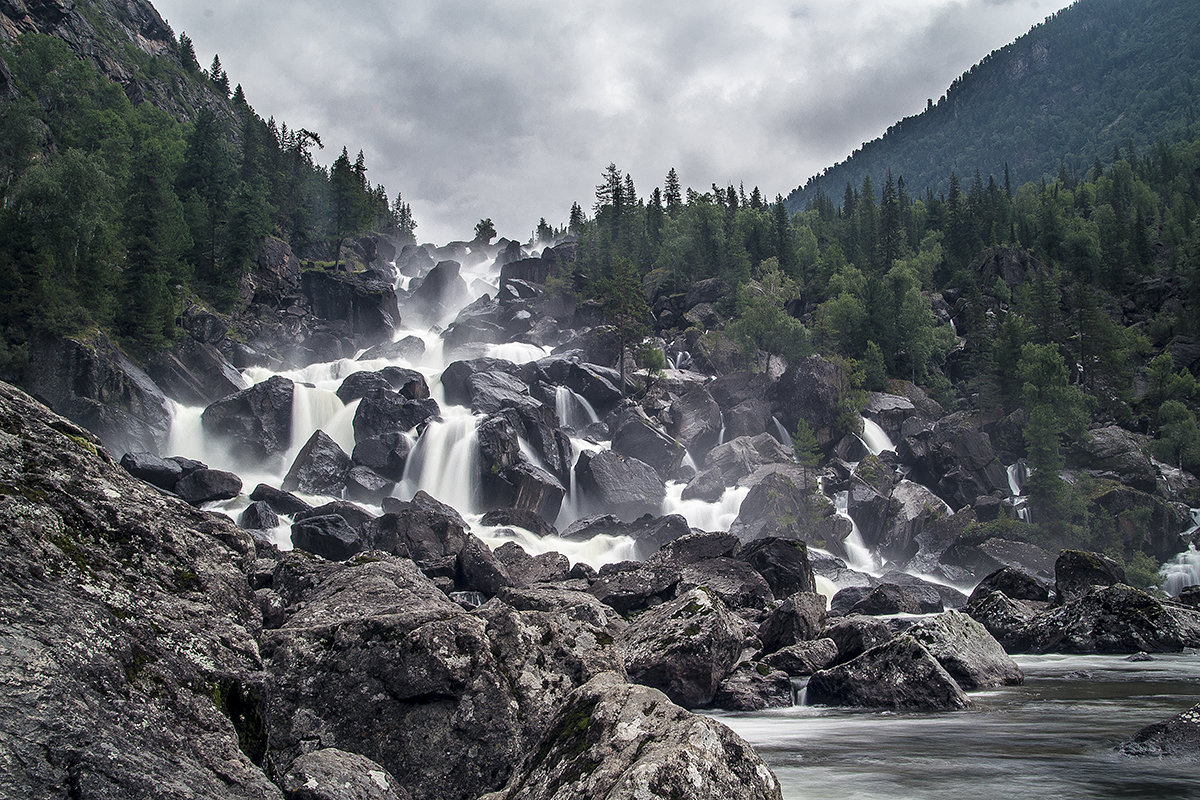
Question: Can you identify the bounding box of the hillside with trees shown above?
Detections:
[0,18,415,370]
[784,0,1200,215]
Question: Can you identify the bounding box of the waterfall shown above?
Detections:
[1007,462,1031,522]
[399,408,482,513]
[716,411,726,446]
[1160,510,1200,596]
[834,490,879,575]
[554,385,600,431]
[860,416,895,455]
[474,520,639,568]
[289,384,358,458]
[771,416,793,448]
[555,436,605,529]
[661,482,750,533]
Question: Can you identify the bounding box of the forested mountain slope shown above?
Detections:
[784,0,1200,214]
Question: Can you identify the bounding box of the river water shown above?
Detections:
[712,653,1200,800]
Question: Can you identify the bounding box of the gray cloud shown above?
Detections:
[154,0,1066,244]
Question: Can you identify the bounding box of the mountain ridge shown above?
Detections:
[784,0,1200,212]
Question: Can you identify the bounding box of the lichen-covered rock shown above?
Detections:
[1120,703,1200,760]
[969,566,1050,604]
[1026,583,1200,654]
[202,374,295,462]
[761,638,839,676]
[758,591,828,653]
[281,748,410,800]
[820,614,895,665]
[711,661,794,711]
[677,557,775,611]
[479,672,784,800]
[0,381,279,799]
[904,610,1024,688]
[263,554,620,800]
[806,636,972,711]
[964,590,1042,653]
[738,537,817,599]
[617,588,744,708]
[1054,549,1125,604]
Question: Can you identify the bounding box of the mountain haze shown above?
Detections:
[785,0,1200,213]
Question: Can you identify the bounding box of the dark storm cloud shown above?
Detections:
[153,0,1066,244]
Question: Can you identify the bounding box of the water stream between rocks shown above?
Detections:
[713,653,1200,800]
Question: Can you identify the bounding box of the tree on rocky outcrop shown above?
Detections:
[330,146,370,269]
[727,259,812,373]
[474,217,497,244]
[792,418,821,492]
[208,53,229,96]
[596,256,651,392]
[1153,400,1200,472]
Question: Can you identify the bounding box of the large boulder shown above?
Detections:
[738,538,817,598]
[351,433,412,482]
[676,557,775,612]
[761,638,839,676]
[0,381,279,799]
[758,591,828,653]
[617,588,744,708]
[969,566,1050,604]
[120,451,183,492]
[479,672,783,800]
[1054,549,1125,604]
[820,614,895,664]
[202,375,294,462]
[291,514,367,561]
[963,590,1043,653]
[610,405,686,479]
[407,259,470,323]
[806,636,972,711]
[262,554,621,800]
[147,338,246,407]
[769,356,844,449]
[588,561,680,615]
[904,610,1024,688]
[282,431,352,496]
[710,661,794,711]
[353,390,439,441]
[25,333,172,456]
[1070,425,1158,493]
[729,466,824,544]
[574,450,665,521]
[1026,583,1200,654]
[174,467,243,506]
[301,270,400,346]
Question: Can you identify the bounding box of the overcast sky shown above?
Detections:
[152,0,1068,245]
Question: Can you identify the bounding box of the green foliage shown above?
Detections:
[0,32,408,367]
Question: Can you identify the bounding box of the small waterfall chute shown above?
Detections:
[860,416,895,455]
[1160,509,1200,596]
[399,408,482,514]
[554,385,600,431]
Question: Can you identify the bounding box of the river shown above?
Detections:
[712,653,1200,800]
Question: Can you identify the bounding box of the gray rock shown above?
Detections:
[618,588,744,708]
[480,672,783,800]
[282,430,352,496]
[821,614,895,664]
[589,560,680,615]
[574,449,665,521]
[847,583,928,616]
[761,638,839,676]
[250,483,312,516]
[0,381,279,799]
[1027,583,1200,654]
[201,374,294,462]
[649,531,741,566]
[175,467,242,506]
[905,610,1024,688]
[711,661,794,711]
[758,592,828,653]
[1055,549,1126,604]
[1121,703,1200,760]
[677,557,775,611]
[291,514,367,561]
[738,537,817,599]
[611,405,686,479]
[806,636,972,711]
[456,534,514,595]
[969,566,1050,604]
[281,748,410,800]
[964,590,1043,653]
[120,450,183,491]
[239,500,280,531]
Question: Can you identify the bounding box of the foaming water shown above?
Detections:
[473,520,640,568]
[398,407,482,513]
[834,489,880,575]
[1161,509,1200,596]
[555,385,600,431]
[485,341,553,363]
[661,482,749,533]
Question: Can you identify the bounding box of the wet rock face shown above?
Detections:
[202,374,295,462]
[574,449,665,521]
[24,333,172,456]
[806,636,972,711]
[1121,703,1200,760]
[904,610,1024,689]
[283,430,352,496]
[480,673,784,800]
[0,381,278,799]
[1054,549,1126,604]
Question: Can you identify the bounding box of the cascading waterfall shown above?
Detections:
[771,416,793,447]
[290,384,359,458]
[859,416,895,455]
[555,436,606,529]
[398,408,483,514]
[1160,509,1200,596]
[1007,462,1031,522]
[833,489,880,574]
[662,482,750,533]
[554,385,600,431]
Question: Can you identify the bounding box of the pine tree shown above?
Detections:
[664,168,682,218]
